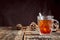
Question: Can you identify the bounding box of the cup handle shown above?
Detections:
[52,19,59,31]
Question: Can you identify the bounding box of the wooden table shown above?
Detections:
[0,27,60,40]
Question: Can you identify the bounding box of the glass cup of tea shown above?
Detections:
[37,15,59,35]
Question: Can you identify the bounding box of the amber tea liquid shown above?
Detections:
[38,20,52,34]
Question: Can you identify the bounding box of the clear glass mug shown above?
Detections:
[37,15,59,35]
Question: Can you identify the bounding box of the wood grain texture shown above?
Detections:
[0,27,23,40]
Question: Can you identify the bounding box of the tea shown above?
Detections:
[38,20,52,34]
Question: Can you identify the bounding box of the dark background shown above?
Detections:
[0,0,60,26]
